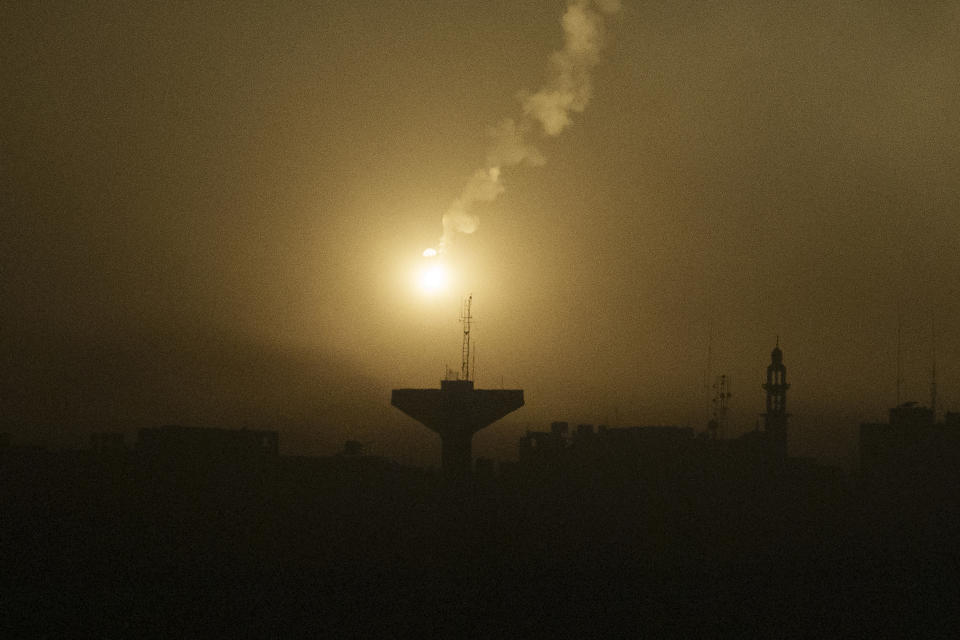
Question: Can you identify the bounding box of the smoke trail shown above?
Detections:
[521,0,621,136]
[437,0,621,251]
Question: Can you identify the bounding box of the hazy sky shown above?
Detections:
[3,1,959,464]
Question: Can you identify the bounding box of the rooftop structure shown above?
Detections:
[137,425,279,469]
[860,403,960,477]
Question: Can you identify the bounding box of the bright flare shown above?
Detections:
[422,248,437,257]
[418,263,448,294]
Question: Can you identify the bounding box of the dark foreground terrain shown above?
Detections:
[3,444,959,637]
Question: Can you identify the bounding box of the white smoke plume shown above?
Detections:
[437,0,620,251]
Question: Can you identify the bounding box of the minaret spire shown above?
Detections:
[761,340,790,459]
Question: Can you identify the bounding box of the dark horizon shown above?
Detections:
[4,382,959,636]
[0,321,947,470]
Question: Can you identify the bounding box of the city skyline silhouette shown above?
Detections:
[3,0,960,635]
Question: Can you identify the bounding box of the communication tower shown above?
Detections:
[460,294,473,381]
[931,319,938,421]
[709,374,732,439]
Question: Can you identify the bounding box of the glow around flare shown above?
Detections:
[417,263,449,295]
[422,248,438,257]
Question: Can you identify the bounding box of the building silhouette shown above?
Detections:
[9,336,960,636]
[517,343,794,477]
[860,402,960,478]
[137,424,279,474]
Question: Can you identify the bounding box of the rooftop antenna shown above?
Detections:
[709,374,732,439]
[460,294,473,381]
[704,321,714,422]
[896,306,903,407]
[931,317,938,420]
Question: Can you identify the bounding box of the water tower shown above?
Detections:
[391,296,524,481]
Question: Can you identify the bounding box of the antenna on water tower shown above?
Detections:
[460,294,473,382]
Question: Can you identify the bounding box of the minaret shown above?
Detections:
[761,338,790,459]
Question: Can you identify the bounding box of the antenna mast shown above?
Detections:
[460,294,473,381]
[705,328,713,422]
[931,318,938,419]
[709,374,732,439]
[896,308,903,406]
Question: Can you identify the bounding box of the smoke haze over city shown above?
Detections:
[4,1,960,467]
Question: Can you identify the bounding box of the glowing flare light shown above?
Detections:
[418,263,449,295]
